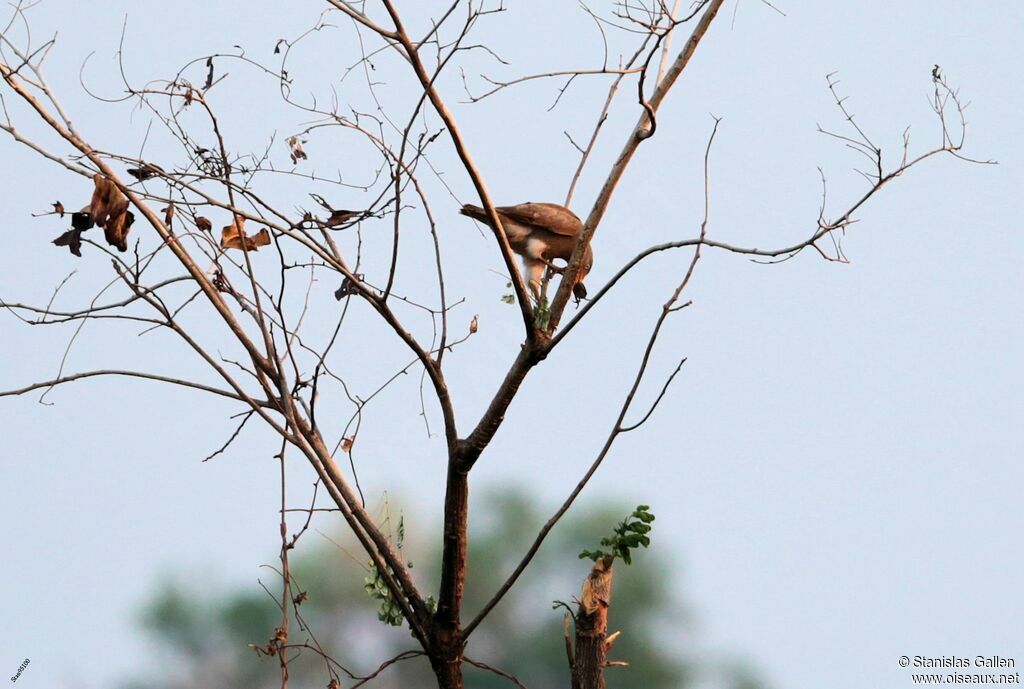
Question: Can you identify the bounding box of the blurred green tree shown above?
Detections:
[121,489,765,689]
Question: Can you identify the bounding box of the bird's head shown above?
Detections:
[572,244,594,300]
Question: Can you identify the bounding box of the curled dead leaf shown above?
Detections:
[90,174,128,228]
[221,215,271,251]
[52,229,83,257]
[334,274,364,300]
[89,175,133,252]
[54,204,96,256]
[126,163,163,181]
[212,269,231,293]
[288,135,307,164]
[71,209,94,231]
[105,210,135,252]
[326,208,358,227]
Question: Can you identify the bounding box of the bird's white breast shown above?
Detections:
[524,236,547,259]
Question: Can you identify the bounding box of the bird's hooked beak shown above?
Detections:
[572,245,594,301]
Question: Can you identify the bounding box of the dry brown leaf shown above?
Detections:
[212,269,230,293]
[126,164,162,181]
[326,208,358,227]
[220,215,271,251]
[104,210,135,252]
[333,274,364,300]
[71,207,94,231]
[89,174,133,252]
[52,229,83,257]
[288,135,307,164]
[90,174,128,227]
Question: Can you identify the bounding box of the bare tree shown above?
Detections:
[0,2,990,688]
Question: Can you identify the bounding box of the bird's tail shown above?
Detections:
[459,204,488,223]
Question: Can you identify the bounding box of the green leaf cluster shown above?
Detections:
[579,505,655,566]
[500,281,516,304]
[363,564,405,626]
[533,296,551,330]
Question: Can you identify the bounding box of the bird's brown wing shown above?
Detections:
[496,202,583,237]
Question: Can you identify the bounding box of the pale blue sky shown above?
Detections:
[2,2,1021,688]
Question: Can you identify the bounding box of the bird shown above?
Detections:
[459,201,593,302]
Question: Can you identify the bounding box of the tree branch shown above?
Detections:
[548,0,726,331]
[0,369,269,406]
